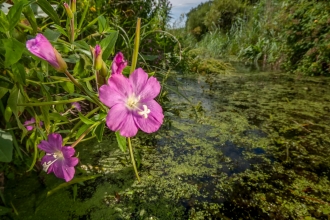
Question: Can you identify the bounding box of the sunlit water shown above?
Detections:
[4,66,330,219]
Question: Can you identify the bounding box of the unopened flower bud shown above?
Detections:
[99,61,108,78]
[26,34,68,73]
[71,0,76,13]
[64,2,74,19]
[93,45,103,70]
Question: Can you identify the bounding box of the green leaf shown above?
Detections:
[76,124,90,139]
[0,88,8,99]
[51,25,68,38]
[4,106,12,123]
[47,175,101,197]
[36,0,60,25]
[48,113,69,122]
[43,28,61,41]
[115,131,126,152]
[0,205,12,215]
[40,105,50,133]
[98,15,106,33]
[22,4,38,33]
[0,129,13,162]
[2,38,25,67]
[78,112,94,125]
[100,31,118,60]
[6,1,24,31]
[0,10,9,33]
[60,82,75,94]
[11,63,26,85]
[7,85,25,116]
[0,75,14,89]
[93,121,105,142]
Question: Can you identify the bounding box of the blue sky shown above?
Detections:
[169,0,209,26]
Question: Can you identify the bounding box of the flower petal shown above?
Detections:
[108,74,132,97]
[26,34,59,68]
[40,154,56,173]
[62,166,75,182]
[139,76,161,102]
[61,146,75,158]
[66,157,79,167]
[52,160,65,179]
[47,134,63,151]
[99,84,125,108]
[38,140,56,153]
[129,68,148,96]
[120,113,138,137]
[105,103,129,132]
[135,100,163,133]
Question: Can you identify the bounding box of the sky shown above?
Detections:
[169,0,209,27]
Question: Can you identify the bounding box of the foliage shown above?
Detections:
[280,0,330,76]
[185,2,211,40]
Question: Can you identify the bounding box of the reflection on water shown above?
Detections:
[4,67,330,219]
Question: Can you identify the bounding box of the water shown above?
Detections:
[3,68,330,219]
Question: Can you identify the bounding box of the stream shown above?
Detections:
[3,65,330,219]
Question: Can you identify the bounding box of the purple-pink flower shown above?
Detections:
[111,52,127,75]
[72,102,81,112]
[99,68,164,137]
[38,133,78,182]
[26,34,67,72]
[24,117,43,131]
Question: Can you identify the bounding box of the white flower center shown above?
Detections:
[126,94,140,110]
[125,94,151,119]
[138,105,151,119]
[42,151,64,172]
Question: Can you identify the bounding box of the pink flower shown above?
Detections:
[38,134,78,182]
[111,52,127,75]
[26,34,67,72]
[24,117,43,131]
[72,102,81,112]
[99,68,164,137]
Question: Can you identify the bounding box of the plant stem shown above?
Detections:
[127,137,140,182]
[63,70,105,110]
[17,97,85,106]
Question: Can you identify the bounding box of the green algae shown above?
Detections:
[2,68,330,219]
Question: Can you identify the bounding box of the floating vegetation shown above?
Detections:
[3,68,330,219]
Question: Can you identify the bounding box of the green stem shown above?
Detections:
[71,122,100,148]
[63,70,105,110]
[130,18,141,74]
[128,137,140,182]
[17,97,85,106]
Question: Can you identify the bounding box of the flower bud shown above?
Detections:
[64,2,74,19]
[71,0,76,13]
[26,34,68,73]
[92,45,103,71]
[99,61,108,78]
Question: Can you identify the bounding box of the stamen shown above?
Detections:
[138,105,151,119]
[42,157,58,172]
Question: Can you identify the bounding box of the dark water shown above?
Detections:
[3,68,330,219]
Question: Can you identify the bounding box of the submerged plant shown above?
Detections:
[38,134,79,182]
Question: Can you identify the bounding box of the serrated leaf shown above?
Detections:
[115,131,126,152]
[36,0,60,25]
[0,129,13,162]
